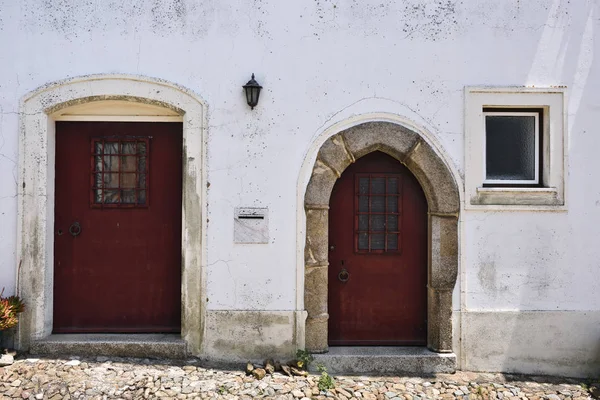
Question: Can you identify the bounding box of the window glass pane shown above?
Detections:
[103,189,119,203]
[358,177,369,194]
[120,173,137,189]
[138,190,147,204]
[486,115,536,181]
[370,215,385,231]
[386,196,398,213]
[387,178,398,194]
[121,155,137,172]
[371,178,385,194]
[358,215,368,231]
[105,173,119,188]
[358,196,368,212]
[371,234,385,250]
[386,215,398,231]
[358,233,369,250]
[139,174,147,189]
[386,234,398,250]
[104,142,118,154]
[121,142,136,154]
[122,189,136,203]
[370,196,385,213]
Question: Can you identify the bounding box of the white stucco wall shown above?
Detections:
[0,0,598,376]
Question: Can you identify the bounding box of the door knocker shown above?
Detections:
[69,222,82,237]
[338,268,350,283]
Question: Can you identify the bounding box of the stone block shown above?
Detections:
[430,215,458,289]
[304,266,328,316]
[342,122,418,161]
[427,288,453,352]
[318,134,354,176]
[311,346,456,374]
[305,317,328,353]
[304,208,329,266]
[405,141,459,214]
[305,160,338,207]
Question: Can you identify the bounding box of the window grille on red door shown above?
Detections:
[355,174,403,253]
[91,138,149,207]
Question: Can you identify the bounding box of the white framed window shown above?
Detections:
[483,109,541,186]
[465,87,567,210]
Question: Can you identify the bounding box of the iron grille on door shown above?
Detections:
[91,138,149,207]
[355,174,403,253]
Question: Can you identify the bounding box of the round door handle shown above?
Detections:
[338,268,349,283]
[69,222,81,237]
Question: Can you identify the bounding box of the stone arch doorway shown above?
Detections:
[17,75,206,355]
[303,121,459,353]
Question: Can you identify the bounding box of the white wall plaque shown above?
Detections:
[234,207,269,244]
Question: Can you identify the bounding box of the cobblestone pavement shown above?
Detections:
[0,356,594,400]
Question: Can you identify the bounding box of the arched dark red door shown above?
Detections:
[328,151,428,345]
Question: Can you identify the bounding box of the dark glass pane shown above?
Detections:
[105,173,119,188]
[387,234,398,250]
[358,233,368,250]
[358,177,369,194]
[121,155,136,171]
[371,196,385,212]
[95,189,103,203]
[358,215,368,231]
[486,115,536,181]
[122,189,136,203]
[386,215,398,231]
[386,196,398,213]
[387,178,398,194]
[138,190,147,204]
[139,174,147,189]
[94,155,102,172]
[103,155,119,172]
[103,189,119,203]
[94,142,103,155]
[370,215,385,231]
[121,142,135,154]
[104,142,118,155]
[371,234,385,250]
[358,196,368,212]
[138,156,147,173]
[120,173,137,189]
[371,177,385,194]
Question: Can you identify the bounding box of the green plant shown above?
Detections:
[218,385,227,395]
[0,288,25,331]
[296,349,314,369]
[317,364,335,391]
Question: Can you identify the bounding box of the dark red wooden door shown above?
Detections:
[53,122,182,333]
[328,151,428,345]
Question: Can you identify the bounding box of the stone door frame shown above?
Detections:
[16,74,207,354]
[302,119,460,353]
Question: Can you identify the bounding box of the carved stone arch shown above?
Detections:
[17,74,206,355]
[304,121,459,353]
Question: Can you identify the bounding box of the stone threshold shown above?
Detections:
[30,333,186,359]
[311,347,456,375]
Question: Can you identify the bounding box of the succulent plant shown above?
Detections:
[0,288,25,331]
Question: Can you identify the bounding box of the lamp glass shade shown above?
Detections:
[243,74,262,109]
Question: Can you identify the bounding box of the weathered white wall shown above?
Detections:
[0,0,598,376]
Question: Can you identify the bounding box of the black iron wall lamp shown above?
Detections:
[243,74,262,110]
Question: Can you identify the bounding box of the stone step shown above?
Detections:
[310,347,456,375]
[30,334,187,359]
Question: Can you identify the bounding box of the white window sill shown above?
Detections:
[468,186,565,209]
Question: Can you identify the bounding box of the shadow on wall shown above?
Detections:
[504,0,599,377]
